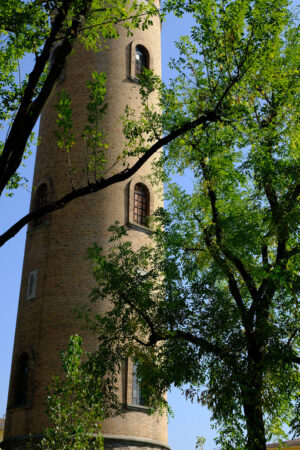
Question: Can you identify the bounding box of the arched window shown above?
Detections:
[135,45,148,76]
[14,353,29,405]
[132,363,144,406]
[134,183,149,226]
[34,183,48,226]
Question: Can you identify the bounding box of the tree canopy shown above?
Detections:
[82,0,300,448]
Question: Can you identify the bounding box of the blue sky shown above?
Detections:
[0,4,297,449]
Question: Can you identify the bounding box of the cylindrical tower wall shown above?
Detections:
[3,13,168,450]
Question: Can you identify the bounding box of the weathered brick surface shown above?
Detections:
[3,11,168,450]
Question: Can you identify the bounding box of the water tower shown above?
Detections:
[2,8,168,450]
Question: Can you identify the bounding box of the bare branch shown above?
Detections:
[0,109,219,247]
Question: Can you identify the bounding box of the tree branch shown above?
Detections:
[172,329,231,361]
[221,247,259,301]
[0,0,92,195]
[184,247,207,252]
[199,154,259,302]
[199,155,222,245]
[203,228,251,334]
[0,109,219,247]
[52,11,155,43]
[120,292,160,345]
[137,326,235,365]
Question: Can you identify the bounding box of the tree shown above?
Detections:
[0,0,160,246]
[82,0,300,448]
[29,335,105,449]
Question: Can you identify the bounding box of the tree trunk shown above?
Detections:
[242,368,266,450]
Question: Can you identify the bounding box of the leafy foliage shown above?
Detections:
[54,71,108,187]
[84,0,300,448]
[196,436,206,449]
[83,71,108,182]
[33,335,104,450]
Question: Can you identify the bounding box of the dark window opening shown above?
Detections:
[135,45,148,76]
[34,183,48,226]
[14,353,29,406]
[134,183,149,226]
[27,270,38,300]
[132,363,145,406]
[29,273,34,296]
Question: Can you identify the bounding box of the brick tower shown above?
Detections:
[2,8,168,450]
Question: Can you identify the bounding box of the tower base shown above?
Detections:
[1,434,171,450]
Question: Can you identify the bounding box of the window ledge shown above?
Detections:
[127,221,152,235]
[125,403,149,412]
[128,76,140,84]
[27,221,50,233]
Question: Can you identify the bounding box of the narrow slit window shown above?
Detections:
[135,45,148,76]
[132,363,144,406]
[27,270,38,300]
[134,184,149,226]
[34,183,48,226]
[14,353,29,406]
